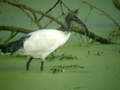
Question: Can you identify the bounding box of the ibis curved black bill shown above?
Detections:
[73,16,89,36]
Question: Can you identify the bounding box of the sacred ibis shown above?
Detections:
[0,13,89,71]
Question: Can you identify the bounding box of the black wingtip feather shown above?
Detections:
[0,35,30,54]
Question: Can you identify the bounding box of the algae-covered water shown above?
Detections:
[0,43,120,90]
[0,0,120,90]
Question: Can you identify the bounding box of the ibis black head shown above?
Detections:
[65,12,89,35]
[65,12,80,23]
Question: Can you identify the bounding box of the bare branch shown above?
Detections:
[38,0,60,21]
[43,13,64,28]
[84,8,93,22]
[0,0,117,44]
[0,26,33,33]
[80,0,120,28]
[60,1,65,15]
[112,0,120,11]
[1,0,65,28]
[20,6,34,22]
[4,32,18,44]
[60,0,73,12]
[72,26,113,44]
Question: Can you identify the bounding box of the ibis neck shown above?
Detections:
[66,19,72,32]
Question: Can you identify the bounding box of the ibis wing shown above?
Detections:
[23,30,68,58]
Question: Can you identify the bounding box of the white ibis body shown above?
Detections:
[0,13,88,71]
[23,30,71,59]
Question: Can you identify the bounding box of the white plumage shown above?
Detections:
[19,29,70,60]
[0,13,88,71]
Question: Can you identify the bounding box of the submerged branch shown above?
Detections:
[72,26,113,44]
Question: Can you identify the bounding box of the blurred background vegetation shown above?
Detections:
[0,0,120,45]
[0,0,120,90]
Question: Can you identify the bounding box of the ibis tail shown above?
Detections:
[0,35,30,54]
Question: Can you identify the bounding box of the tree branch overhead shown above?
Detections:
[0,0,118,44]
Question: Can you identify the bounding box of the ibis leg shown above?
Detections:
[26,57,33,71]
[40,61,44,71]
